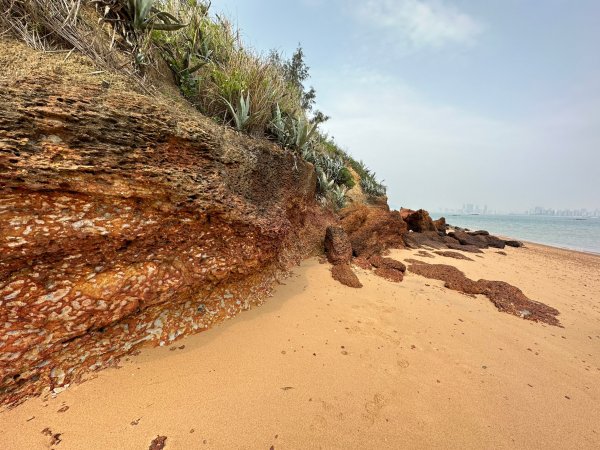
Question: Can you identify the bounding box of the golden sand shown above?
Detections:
[1,243,599,449]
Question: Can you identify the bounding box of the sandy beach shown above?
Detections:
[1,242,599,449]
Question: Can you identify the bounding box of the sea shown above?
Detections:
[431,214,600,255]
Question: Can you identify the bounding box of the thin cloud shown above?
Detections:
[353,0,484,48]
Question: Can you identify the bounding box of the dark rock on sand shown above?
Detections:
[468,230,490,236]
[149,436,167,450]
[449,231,489,249]
[368,255,407,273]
[505,240,524,248]
[442,235,461,246]
[433,251,474,261]
[331,264,363,288]
[374,268,404,282]
[340,205,407,257]
[484,235,506,249]
[433,217,447,234]
[446,243,484,254]
[404,231,448,249]
[405,209,437,233]
[324,226,353,265]
[407,260,561,326]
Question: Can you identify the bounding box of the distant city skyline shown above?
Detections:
[429,204,600,217]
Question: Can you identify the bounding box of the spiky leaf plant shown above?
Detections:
[223,91,251,131]
[331,184,348,209]
[126,0,187,31]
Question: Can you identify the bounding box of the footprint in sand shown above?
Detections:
[397,359,410,369]
[363,394,386,424]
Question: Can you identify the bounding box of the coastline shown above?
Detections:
[434,213,600,255]
[513,239,600,257]
[2,240,599,449]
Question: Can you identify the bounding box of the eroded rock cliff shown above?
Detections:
[0,40,332,405]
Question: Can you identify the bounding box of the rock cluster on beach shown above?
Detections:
[324,205,523,287]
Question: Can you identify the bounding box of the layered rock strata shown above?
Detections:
[0,46,331,405]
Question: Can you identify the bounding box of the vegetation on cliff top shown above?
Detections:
[0,0,387,207]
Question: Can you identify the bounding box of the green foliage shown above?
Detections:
[95,0,383,205]
[269,104,318,151]
[331,185,348,209]
[223,91,251,131]
[360,175,387,197]
[125,0,186,31]
[316,169,335,197]
[152,1,213,99]
[94,0,186,41]
[338,167,355,189]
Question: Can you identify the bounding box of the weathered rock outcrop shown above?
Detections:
[324,226,352,265]
[405,209,436,233]
[433,217,447,233]
[339,205,407,258]
[433,251,474,261]
[448,230,488,249]
[0,41,333,405]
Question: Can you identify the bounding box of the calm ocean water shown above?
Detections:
[431,214,600,254]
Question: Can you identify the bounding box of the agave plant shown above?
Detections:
[126,0,187,30]
[158,33,213,93]
[316,168,335,196]
[269,104,291,145]
[269,104,318,152]
[330,184,348,209]
[291,116,318,151]
[322,155,344,182]
[93,0,187,48]
[223,91,251,131]
[360,175,387,197]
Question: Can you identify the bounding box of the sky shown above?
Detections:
[214,0,600,212]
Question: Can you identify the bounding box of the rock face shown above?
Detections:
[324,226,352,265]
[340,205,407,258]
[405,209,436,233]
[0,42,333,405]
[399,208,415,220]
[433,217,447,233]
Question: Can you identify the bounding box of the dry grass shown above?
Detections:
[195,50,303,135]
[0,0,138,79]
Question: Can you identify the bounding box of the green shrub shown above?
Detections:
[337,167,355,189]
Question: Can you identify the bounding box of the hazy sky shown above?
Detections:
[215,0,600,212]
